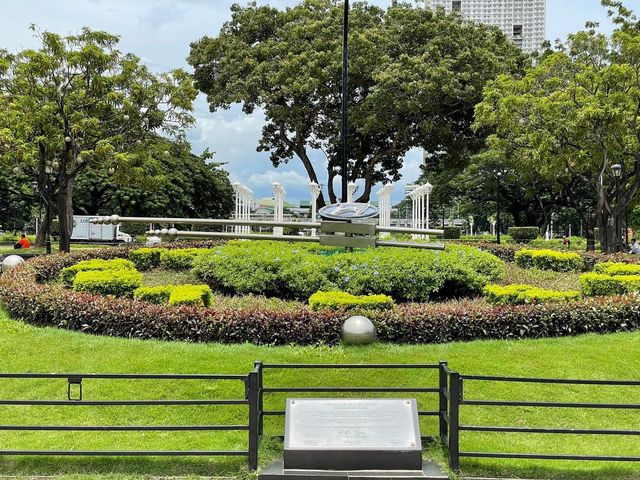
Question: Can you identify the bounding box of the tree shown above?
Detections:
[475,1,640,252]
[188,0,524,206]
[73,138,234,220]
[0,168,35,233]
[0,27,197,252]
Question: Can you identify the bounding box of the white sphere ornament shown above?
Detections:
[168,227,178,236]
[154,229,161,235]
[1,255,25,273]
[52,160,60,170]
[108,167,115,174]
[110,214,120,224]
[341,315,376,345]
[123,114,130,121]
[12,166,21,175]
[160,228,169,236]
[64,136,72,143]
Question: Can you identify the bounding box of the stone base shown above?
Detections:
[258,461,449,480]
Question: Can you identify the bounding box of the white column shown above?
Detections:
[469,216,474,236]
[246,188,253,234]
[425,182,433,237]
[272,182,284,236]
[232,182,241,234]
[347,182,358,203]
[310,182,320,237]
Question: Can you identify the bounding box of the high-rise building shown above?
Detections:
[424,0,546,54]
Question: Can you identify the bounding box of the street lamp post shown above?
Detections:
[612,163,622,252]
[496,171,503,245]
[341,0,349,203]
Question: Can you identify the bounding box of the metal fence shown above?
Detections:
[444,370,640,471]
[1,363,639,474]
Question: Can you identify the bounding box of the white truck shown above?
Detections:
[71,215,133,243]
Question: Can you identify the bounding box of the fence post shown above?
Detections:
[247,368,260,471]
[448,371,461,472]
[254,360,264,438]
[438,361,448,444]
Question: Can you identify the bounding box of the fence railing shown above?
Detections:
[1,364,639,474]
[0,371,260,470]
[445,372,640,471]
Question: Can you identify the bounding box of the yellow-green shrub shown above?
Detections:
[133,285,174,304]
[593,262,640,276]
[578,272,639,296]
[484,284,581,305]
[160,249,210,270]
[515,249,583,272]
[168,285,213,307]
[308,291,394,311]
[73,269,143,297]
[129,248,168,271]
[60,259,136,287]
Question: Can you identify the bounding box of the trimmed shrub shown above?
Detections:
[134,285,174,304]
[60,258,136,287]
[309,291,394,311]
[508,227,539,244]
[594,262,640,276]
[3,254,640,346]
[160,249,210,270]
[484,284,581,305]
[73,269,143,297]
[443,227,461,239]
[193,241,504,302]
[515,249,583,272]
[168,285,213,307]
[129,248,168,271]
[580,273,627,296]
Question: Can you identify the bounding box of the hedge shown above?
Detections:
[443,227,461,239]
[515,249,584,272]
[60,258,136,287]
[580,272,640,296]
[134,285,174,304]
[192,241,505,302]
[160,249,210,270]
[508,227,540,244]
[73,269,143,297]
[308,291,394,311]
[129,248,168,271]
[168,285,213,308]
[484,284,581,305]
[1,248,640,346]
[594,262,640,276]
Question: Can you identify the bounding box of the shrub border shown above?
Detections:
[0,246,639,345]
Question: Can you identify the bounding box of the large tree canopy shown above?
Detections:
[189,0,524,205]
[475,1,640,252]
[0,27,197,251]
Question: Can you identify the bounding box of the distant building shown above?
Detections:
[424,0,546,54]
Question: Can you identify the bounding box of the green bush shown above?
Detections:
[484,284,581,305]
[60,258,136,287]
[308,291,394,311]
[443,227,461,239]
[168,285,213,307]
[73,269,143,297]
[580,273,627,296]
[129,248,168,271]
[508,227,539,244]
[515,249,583,272]
[594,262,640,276]
[193,241,504,302]
[133,285,174,304]
[160,248,210,270]
[134,284,213,307]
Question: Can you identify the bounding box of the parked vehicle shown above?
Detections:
[71,215,132,243]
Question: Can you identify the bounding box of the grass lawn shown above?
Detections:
[500,262,582,291]
[0,308,639,479]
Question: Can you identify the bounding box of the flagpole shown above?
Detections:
[341,0,349,203]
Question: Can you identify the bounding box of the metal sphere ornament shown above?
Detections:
[109,214,120,224]
[168,227,178,236]
[1,255,25,273]
[64,136,72,143]
[123,114,130,121]
[160,228,169,236]
[341,315,376,345]
[154,229,161,236]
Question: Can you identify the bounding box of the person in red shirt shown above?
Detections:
[16,234,30,249]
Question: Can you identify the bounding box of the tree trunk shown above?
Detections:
[327,167,337,204]
[34,202,53,248]
[57,178,74,253]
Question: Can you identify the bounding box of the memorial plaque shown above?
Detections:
[284,398,422,471]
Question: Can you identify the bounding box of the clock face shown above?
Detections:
[318,202,379,221]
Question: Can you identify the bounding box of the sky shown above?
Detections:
[0,0,627,204]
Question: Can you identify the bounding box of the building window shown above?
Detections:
[513,24,523,37]
[452,0,462,12]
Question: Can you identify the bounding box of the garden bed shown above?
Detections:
[1,245,639,345]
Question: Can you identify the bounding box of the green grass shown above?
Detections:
[0,308,639,479]
[0,244,111,255]
[499,262,582,291]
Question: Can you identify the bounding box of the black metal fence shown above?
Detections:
[444,370,640,471]
[1,363,639,474]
